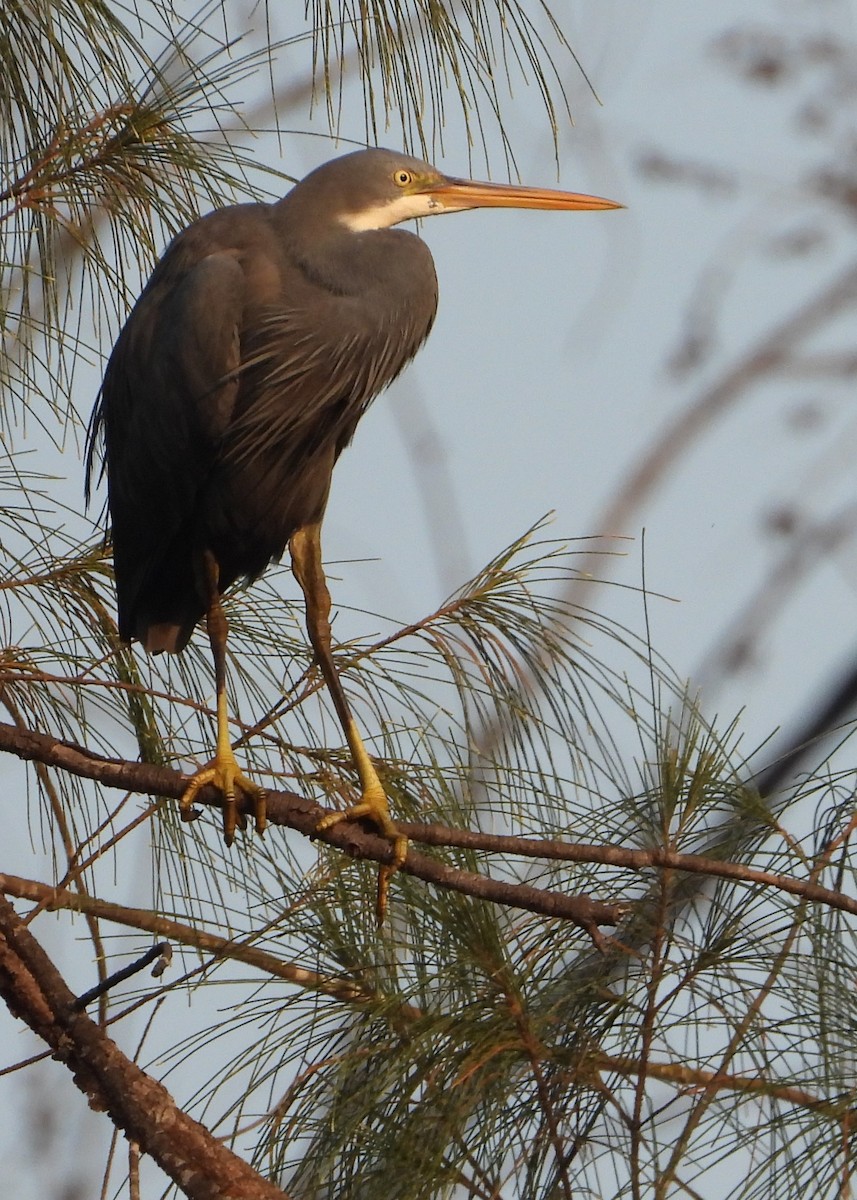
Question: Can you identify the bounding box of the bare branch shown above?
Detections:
[594,1052,855,1122]
[398,821,857,917]
[0,871,418,1013]
[0,719,625,937]
[0,893,289,1200]
[72,943,172,1012]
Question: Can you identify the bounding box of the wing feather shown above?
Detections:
[87,249,245,647]
[87,210,439,653]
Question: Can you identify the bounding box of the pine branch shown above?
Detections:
[0,871,402,1012]
[593,1052,855,1122]
[403,822,857,917]
[0,892,289,1200]
[0,718,624,938]
[1,717,852,924]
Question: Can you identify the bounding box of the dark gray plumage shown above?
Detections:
[88,149,438,654]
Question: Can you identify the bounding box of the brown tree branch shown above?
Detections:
[0,719,851,924]
[399,821,857,916]
[0,684,111,1018]
[0,719,624,940]
[594,1052,855,1122]
[0,892,289,1200]
[0,871,420,1014]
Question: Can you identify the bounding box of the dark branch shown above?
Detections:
[0,893,288,1200]
[398,822,857,917]
[752,651,857,798]
[1,719,850,925]
[72,943,172,1011]
[0,720,624,938]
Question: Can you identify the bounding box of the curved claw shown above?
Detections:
[181,749,267,846]
[317,785,408,925]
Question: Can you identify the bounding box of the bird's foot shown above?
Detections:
[180,747,267,846]
[316,782,408,925]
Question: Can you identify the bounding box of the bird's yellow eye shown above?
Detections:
[393,169,413,188]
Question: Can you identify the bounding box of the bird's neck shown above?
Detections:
[272,206,419,299]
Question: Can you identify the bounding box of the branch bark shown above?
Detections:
[399,821,857,917]
[0,719,624,939]
[0,719,850,925]
[0,871,421,1014]
[0,892,288,1200]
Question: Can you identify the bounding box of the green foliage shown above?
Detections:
[0,0,290,434]
[307,0,591,161]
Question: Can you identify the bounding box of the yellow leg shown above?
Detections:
[180,554,266,845]
[290,523,407,924]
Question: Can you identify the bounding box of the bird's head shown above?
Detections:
[290,148,623,233]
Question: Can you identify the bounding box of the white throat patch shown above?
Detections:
[339,191,445,232]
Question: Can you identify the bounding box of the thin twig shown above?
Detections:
[73,943,171,1012]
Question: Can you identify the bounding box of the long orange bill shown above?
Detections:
[425,176,623,213]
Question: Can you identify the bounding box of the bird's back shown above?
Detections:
[89,200,438,651]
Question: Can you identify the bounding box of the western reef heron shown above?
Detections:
[86,147,622,920]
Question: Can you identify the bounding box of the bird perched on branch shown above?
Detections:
[87,147,622,921]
